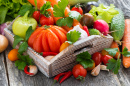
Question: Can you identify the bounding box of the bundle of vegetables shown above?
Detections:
[0,0,31,24]
[6,0,129,81]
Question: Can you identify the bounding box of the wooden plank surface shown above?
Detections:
[1,0,130,86]
[0,52,8,86]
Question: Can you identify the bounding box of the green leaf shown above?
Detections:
[106,58,121,74]
[76,56,84,62]
[13,35,24,48]
[68,11,81,21]
[15,60,27,70]
[18,5,34,16]
[40,1,51,15]
[18,42,28,54]
[104,48,118,56]
[56,17,73,27]
[0,6,8,24]
[122,47,130,57]
[67,30,81,44]
[76,51,91,60]
[26,56,33,65]
[25,26,34,42]
[89,4,119,23]
[53,0,68,17]
[80,59,94,69]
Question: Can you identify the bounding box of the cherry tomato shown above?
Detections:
[102,55,113,65]
[92,52,102,66]
[71,7,83,15]
[33,11,40,22]
[72,64,87,80]
[40,15,54,25]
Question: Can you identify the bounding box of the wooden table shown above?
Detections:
[0,0,130,86]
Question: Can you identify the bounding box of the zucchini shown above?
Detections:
[68,0,98,6]
[110,8,125,41]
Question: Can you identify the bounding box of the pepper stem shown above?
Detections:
[23,11,30,21]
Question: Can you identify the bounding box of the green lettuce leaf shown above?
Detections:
[89,4,119,23]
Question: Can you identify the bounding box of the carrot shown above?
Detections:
[28,0,46,9]
[62,26,73,32]
[110,41,121,59]
[73,19,83,29]
[122,19,130,68]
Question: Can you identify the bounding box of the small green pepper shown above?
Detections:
[12,11,37,38]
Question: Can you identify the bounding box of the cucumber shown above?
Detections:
[89,29,101,35]
[110,8,125,41]
[68,0,98,6]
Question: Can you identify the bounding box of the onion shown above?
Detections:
[0,35,8,53]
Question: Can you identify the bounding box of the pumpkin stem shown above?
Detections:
[44,25,50,29]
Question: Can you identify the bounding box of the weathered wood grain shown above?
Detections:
[0,52,8,86]
[5,46,122,86]
[2,0,130,86]
[98,0,130,18]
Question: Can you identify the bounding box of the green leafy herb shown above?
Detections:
[40,1,51,16]
[25,26,34,41]
[53,0,68,17]
[15,54,33,70]
[18,42,28,54]
[13,35,24,48]
[18,5,35,16]
[76,51,94,68]
[15,60,26,70]
[80,59,94,69]
[104,48,118,56]
[122,47,130,57]
[66,30,81,44]
[56,17,73,27]
[106,58,121,74]
[68,11,81,21]
[89,4,119,23]
[76,51,91,60]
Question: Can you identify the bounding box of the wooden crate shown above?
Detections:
[4,24,113,78]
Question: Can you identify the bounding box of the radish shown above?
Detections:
[93,20,109,36]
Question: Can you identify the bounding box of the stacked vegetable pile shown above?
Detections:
[1,0,130,84]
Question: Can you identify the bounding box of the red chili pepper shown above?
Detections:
[42,52,58,57]
[53,73,66,85]
[83,26,90,36]
[24,65,34,75]
[59,71,72,84]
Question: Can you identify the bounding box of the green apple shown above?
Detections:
[12,11,37,39]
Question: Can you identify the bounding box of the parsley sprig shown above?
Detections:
[66,30,81,44]
[76,51,94,69]
[53,0,81,27]
[104,47,130,74]
[13,26,34,70]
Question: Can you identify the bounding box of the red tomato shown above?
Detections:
[33,31,44,53]
[40,15,54,25]
[33,11,40,22]
[72,64,87,80]
[29,25,67,53]
[92,52,102,66]
[71,7,83,15]
[102,55,113,65]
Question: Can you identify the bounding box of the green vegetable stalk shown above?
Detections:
[12,11,37,39]
[68,0,98,6]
